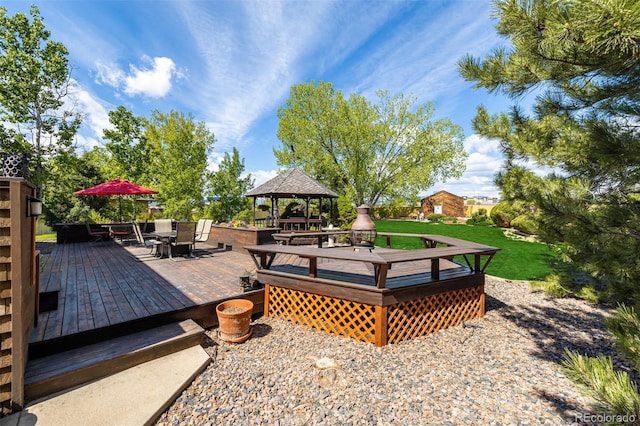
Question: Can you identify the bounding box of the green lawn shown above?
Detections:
[36,233,56,241]
[373,220,555,281]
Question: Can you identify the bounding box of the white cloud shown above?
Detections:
[95,62,124,88]
[464,134,501,155]
[124,57,177,98]
[425,133,504,198]
[73,133,102,151]
[251,169,279,188]
[94,56,178,99]
[71,83,111,140]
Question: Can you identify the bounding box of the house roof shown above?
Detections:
[421,190,463,201]
[245,168,339,198]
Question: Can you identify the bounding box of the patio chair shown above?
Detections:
[195,219,206,238]
[133,221,162,256]
[154,218,173,234]
[85,221,109,242]
[195,219,213,243]
[169,221,197,260]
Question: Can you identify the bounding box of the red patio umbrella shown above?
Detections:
[74,178,158,222]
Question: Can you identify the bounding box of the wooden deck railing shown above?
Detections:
[245,233,498,289]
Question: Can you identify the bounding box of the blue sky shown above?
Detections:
[4,0,522,198]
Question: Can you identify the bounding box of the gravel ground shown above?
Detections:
[155,276,625,425]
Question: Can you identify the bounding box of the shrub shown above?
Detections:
[427,213,445,223]
[233,208,253,224]
[511,214,538,235]
[562,350,640,418]
[490,201,518,228]
[530,276,572,298]
[605,305,640,369]
[467,208,491,226]
[562,305,640,420]
[337,196,356,227]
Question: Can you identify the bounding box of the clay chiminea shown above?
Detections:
[349,204,377,248]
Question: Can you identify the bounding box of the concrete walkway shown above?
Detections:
[4,345,210,426]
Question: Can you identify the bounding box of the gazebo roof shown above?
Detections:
[245,168,339,198]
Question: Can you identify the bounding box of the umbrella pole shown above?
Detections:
[119,195,123,222]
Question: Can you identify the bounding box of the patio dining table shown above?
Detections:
[150,231,175,257]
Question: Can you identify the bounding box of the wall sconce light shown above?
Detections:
[27,196,42,217]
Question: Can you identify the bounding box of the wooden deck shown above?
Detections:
[30,241,261,354]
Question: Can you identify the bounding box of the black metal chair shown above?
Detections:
[133,221,162,256]
[169,221,197,260]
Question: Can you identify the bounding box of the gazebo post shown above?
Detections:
[330,198,334,225]
[252,197,257,226]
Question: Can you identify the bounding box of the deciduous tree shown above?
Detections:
[45,148,108,225]
[102,106,151,185]
[206,147,253,222]
[145,110,214,219]
[275,81,466,207]
[0,5,81,189]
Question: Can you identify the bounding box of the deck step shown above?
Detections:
[24,319,204,403]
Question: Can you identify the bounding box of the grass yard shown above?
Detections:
[36,233,57,241]
[374,220,556,281]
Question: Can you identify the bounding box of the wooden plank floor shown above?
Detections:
[30,242,258,344]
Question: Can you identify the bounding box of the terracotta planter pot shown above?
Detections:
[216,299,254,343]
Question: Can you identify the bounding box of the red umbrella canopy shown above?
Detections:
[74,178,157,196]
[74,179,157,222]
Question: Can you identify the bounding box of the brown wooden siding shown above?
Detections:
[421,191,464,217]
[1,179,38,415]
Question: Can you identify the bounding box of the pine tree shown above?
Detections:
[459,0,640,301]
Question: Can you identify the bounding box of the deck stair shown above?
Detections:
[24,319,205,403]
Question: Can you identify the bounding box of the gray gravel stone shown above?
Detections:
[155,276,623,425]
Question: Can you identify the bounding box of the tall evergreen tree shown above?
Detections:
[459,0,640,300]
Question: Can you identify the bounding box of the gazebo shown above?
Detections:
[245,169,339,230]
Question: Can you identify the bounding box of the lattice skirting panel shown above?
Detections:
[265,284,484,346]
[386,285,484,344]
[266,285,377,344]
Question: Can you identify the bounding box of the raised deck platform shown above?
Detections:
[246,234,498,346]
[31,241,263,357]
[22,241,263,405]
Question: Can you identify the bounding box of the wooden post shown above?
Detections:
[308,257,317,278]
[431,258,440,280]
[263,284,271,317]
[0,179,38,414]
[375,264,388,289]
[374,305,388,347]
